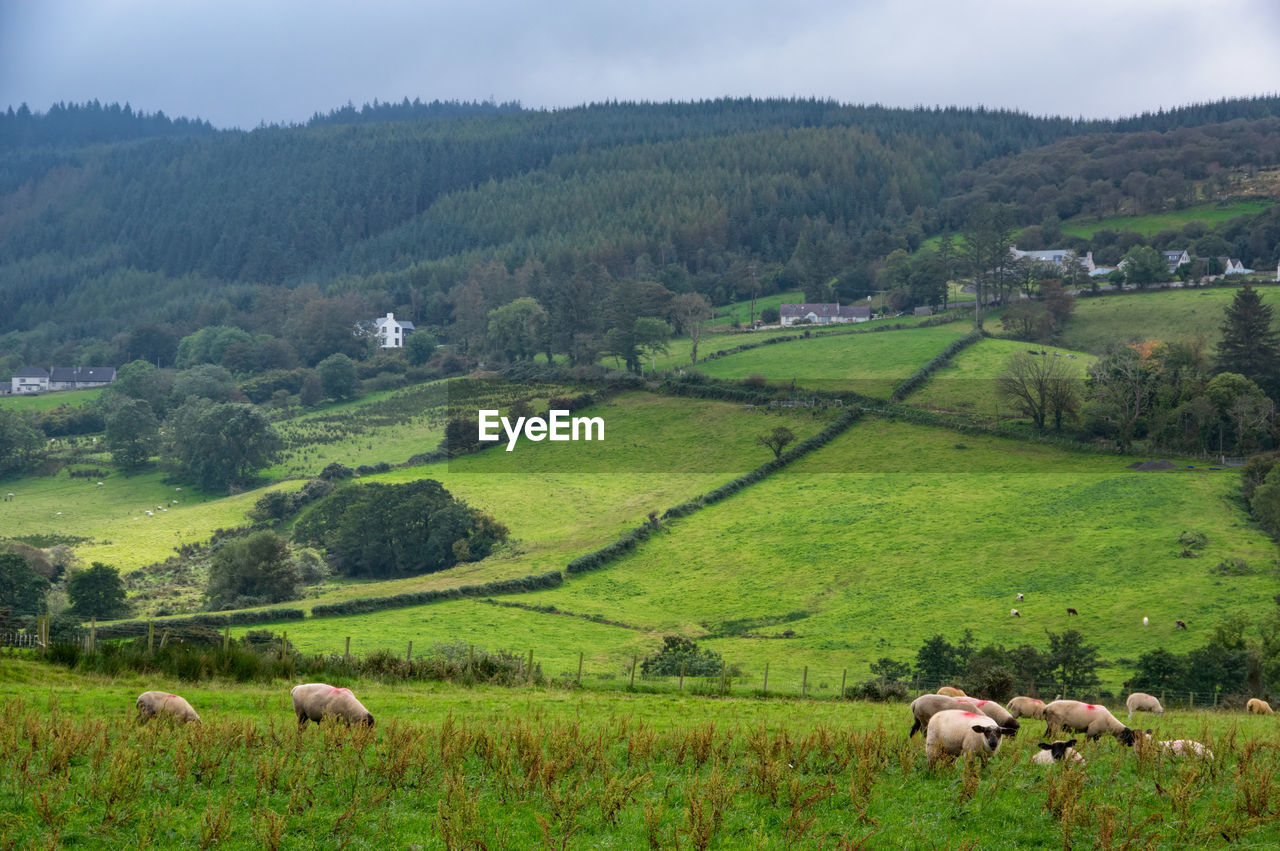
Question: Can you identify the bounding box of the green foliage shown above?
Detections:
[206,530,300,611]
[316,353,359,400]
[1216,283,1280,397]
[167,400,282,492]
[487,297,548,362]
[294,479,507,579]
[67,562,128,620]
[0,408,41,476]
[1119,245,1169,288]
[639,635,724,676]
[309,570,563,618]
[0,552,48,617]
[755,426,797,459]
[104,398,158,470]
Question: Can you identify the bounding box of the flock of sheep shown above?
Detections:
[911,686,1274,768]
[136,682,374,728]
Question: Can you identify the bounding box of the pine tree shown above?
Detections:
[1216,283,1280,398]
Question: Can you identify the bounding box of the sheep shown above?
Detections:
[1043,699,1137,745]
[1143,616,1149,626]
[925,709,1008,768]
[1066,607,1079,616]
[1031,740,1085,765]
[1246,698,1274,715]
[1011,608,1020,617]
[136,691,201,724]
[1157,738,1214,759]
[1175,620,1187,630]
[1007,696,1047,720]
[1125,692,1163,717]
[291,683,374,728]
[909,693,966,736]
[1016,592,1024,602]
[952,696,1020,734]
[937,686,966,697]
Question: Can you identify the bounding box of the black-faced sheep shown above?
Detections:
[952,696,1020,735]
[937,686,966,697]
[1043,699,1137,745]
[1125,692,1163,717]
[1175,620,1187,630]
[1066,607,1078,616]
[1011,608,1020,617]
[908,693,965,737]
[291,683,374,728]
[136,691,201,724]
[1007,696,1047,720]
[1016,592,1024,602]
[1246,698,1274,715]
[925,709,1008,768]
[1031,740,1085,765]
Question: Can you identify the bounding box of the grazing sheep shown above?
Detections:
[952,696,1020,735]
[1158,739,1214,759]
[1016,592,1024,602]
[1246,698,1274,715]
[1125,692,1163,717]
[1143,616,1149,626]
[937,686,966,697]
[1011,608,1020,617]
[925,710,1007,768]
[1031,740,1085,765]
[1043,699,1137,745]
[1175,620,1187,630]
[291,683,374,728]
[136,691,201,724]
[1008,696,1047,720]
[1066,607,1078,616]
[909,693,966,736]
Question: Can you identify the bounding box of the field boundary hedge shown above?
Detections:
[94,608,307,641]
[309,570,565,618]
[889,327,986,401]
[694,310,968,365]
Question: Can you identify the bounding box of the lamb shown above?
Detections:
[1031,740,1085,765]
[952,696,1020,734]
[1125,692,1163,717]
[1007,696,1047,720]
[291,683,374,728]
[908,693,965,736]
[1158,738,1214,759]
[1016,592,1024,602]
[1043,699,1137,745]
[136,691,201,724]
[1010,608,1020,617]
[937,686,966,697]
[1143,616,1149,626]
[925,710,1007,768]
[1246,698,1274,715]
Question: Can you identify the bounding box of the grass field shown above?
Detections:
[0,387,102,411]
[1061,199,1274,239]
[1059,285,1280,353]
[689,324,972,396]
[2,658,1278,849]
[907,338,1095,421]
[703,289,803,326]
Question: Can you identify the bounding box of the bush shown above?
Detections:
[845,680,910,702]
[639,636,724,677]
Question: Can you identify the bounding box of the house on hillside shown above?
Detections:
[1218,257,1252,275]
[48,367,117,390]
[779,303,871,326]
[11,367,50,394]
[1010,247,1096,273]
[1162,249,1191,273]
[372,312,415,348]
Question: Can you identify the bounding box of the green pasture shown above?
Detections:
[907,337,1095,421]
[1059,285,1280,353]
[1061,199,1274,239]
[689,323,971,396]
[703,289,803,327]
[3,658,1280,849]
[0,388,101,411]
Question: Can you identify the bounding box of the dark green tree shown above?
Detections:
[670,292,713,363]
[404,329,438,365]
[205,531,299,610]
[316,353,358,400]
[1216,283,1280,398]
[0,409,41,476]
[167,401,281,492]
[1046,630,1102,696]
[104,399,158,470]
[67,562,128,620]
[0,552,48,617]
[755,426,797,459]
[486,297,548,362]
[1119,245,1168,288]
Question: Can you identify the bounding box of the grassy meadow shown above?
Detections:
[0,387,102,412]
[1060,199,1274,239]
[2,657,1278,849]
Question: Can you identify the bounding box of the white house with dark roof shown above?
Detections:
[779,302,871,326]
[1162,249,1191,272]
[11,367,50,394]
[1010,247,1096,273]
[372,312,415,348]
[48,367,116,390]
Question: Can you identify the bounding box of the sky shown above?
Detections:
[2,0,1279,130]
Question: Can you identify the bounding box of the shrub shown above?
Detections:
[639,636,724,677]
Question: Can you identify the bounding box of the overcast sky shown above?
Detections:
[3,0,1278,130]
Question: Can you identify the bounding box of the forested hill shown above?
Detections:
[3,95,1280,366]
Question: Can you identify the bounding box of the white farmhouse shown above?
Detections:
[11,367,49,394]
[372,312,415,348]
[779,303,870,326]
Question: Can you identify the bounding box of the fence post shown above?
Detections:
[344,636,351,662]
[148,620,154,653]
[762,662,768,697]
[720,662,727,695]
[630,655,638,688]
[280,631,287,662]
[89,618,96,654]
[468,644,475,677]
[840,668,847,700]
[406,640,413,662]
[680,659,686,692]
[577,651,584,685]
[526,649,534,683]
[802,666,808,698]
[223,624,230,651]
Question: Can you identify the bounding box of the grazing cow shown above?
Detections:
[1011,608,1020,617]
[1066,608,1078,616]
[1176,620,1187,630]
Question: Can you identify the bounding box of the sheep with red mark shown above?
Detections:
[908,694,966,737]
[291,683,374,728]
[136,691,201,724]
[1044,699,1137,745]
[1031,739,1085,765]
[1125,692,1163,717]
[925,709,1008,768]
[952,696,1020,735]
[1007,696,1046,720]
